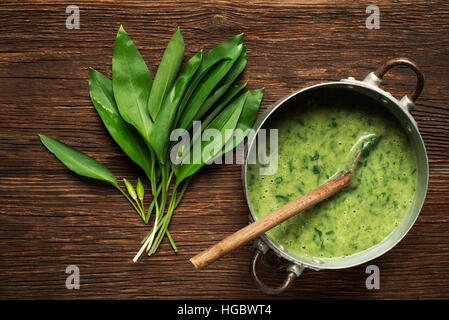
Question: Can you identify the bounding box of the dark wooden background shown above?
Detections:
[1,0,448,299]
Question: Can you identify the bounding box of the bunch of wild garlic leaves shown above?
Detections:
[39,26,263,262]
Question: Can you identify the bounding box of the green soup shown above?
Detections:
[246,93,417,260]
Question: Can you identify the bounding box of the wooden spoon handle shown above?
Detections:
[190,172,352,270]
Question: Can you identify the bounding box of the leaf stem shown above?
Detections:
[166,230,178,253]
[146,164,170,253]
[145,183,161,224]
[148,185,177,255]
[149,149,160,214]
[140,211,172,244]
[116,185,144,220]
[148,176,191,255]
[135,199,145,217]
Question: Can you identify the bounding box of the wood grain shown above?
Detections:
[0,0,448,299]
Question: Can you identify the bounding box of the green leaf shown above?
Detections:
[124,178,137,200]
[194,46,247,122]
[150,51,202,164]
[201,82,247,129]
[136,178,144,201]
[148,28,185,121]
[39,134,118,187]
[235,89,264,132]
[176,44,243,131]
[174,33,244,126]
[88,68,151,178]
[189,81,247,150]
[173,92,247,181]
[112,25,153,144]
[218,88,264,157]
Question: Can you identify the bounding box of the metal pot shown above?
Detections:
[242,58,428,294]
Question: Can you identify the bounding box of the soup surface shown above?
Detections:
[246,93,417,260]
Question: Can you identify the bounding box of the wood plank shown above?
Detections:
[0,0,448,299]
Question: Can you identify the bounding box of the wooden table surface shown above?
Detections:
[1,0,448,299]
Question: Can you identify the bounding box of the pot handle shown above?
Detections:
[250,248,304,295]
[364,58,424,110]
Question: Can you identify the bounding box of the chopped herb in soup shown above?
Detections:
[246,97,417,260]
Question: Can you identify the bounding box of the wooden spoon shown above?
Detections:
[190,135,380,270]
